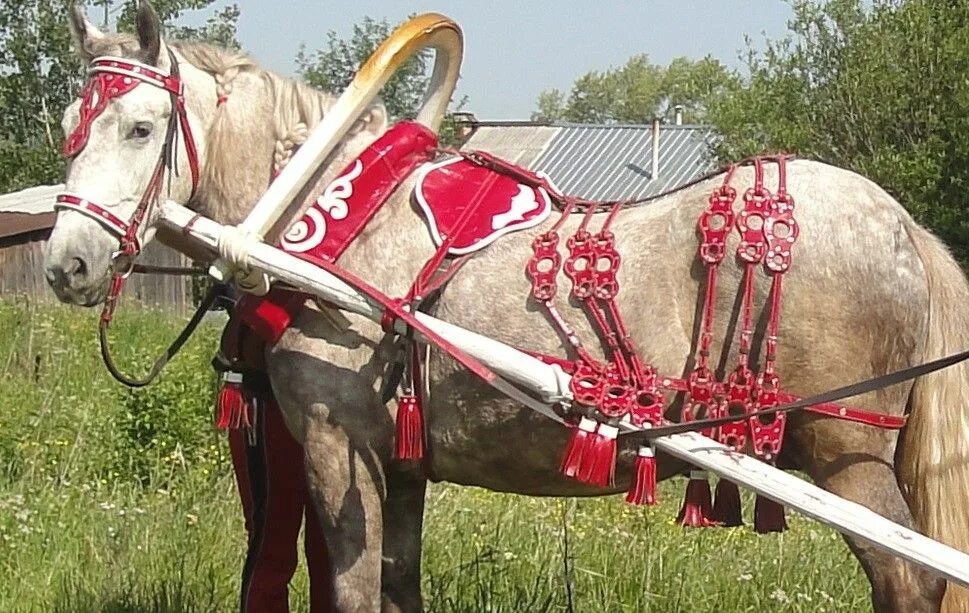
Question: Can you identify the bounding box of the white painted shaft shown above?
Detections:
[162,201,969,590]
[165,203,569,404]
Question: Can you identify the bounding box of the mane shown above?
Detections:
[173,41,340,172]
[81,34,385,224]
[175,41,354,224]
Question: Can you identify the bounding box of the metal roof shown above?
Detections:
[0,184,61,240]
[462,123,717,201]
[0,184,61,215]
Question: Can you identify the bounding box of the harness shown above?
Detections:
[59,55,961,528]
[58,51,205,387]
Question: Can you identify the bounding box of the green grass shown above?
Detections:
[0,298,870,612]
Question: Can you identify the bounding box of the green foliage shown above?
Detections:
[114,343,220,486]
[0,0,240,194]
[0,300,871,612]
[0,298,224,487]
[532,54,737,124]
[111,0,241,48]
[708,0,969,263]
[296,14,468,145]
[296,16,431,122]
[0,0,81,191]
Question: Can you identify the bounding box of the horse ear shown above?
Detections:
[68,3,105,63]
[135,0,162,67]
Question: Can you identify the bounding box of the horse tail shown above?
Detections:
[902,222,969,612]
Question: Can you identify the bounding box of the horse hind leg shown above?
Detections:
[790,409,946,612]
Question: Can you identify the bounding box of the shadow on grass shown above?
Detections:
[52,578,230,613]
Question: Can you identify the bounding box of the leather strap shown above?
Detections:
[640,348,969,439]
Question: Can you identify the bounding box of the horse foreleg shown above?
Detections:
[792,417,946,613]
[380,469,426,613]
[300,408,386,611]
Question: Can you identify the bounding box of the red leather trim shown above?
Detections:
[54,193,129,237]
[89,58,182,96]
[778,394,907,429]
[236,290,308,347]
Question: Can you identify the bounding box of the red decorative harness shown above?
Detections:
[58,56,201,251]
[58,52,203,387]
[58,53,200,271]
[228,132,906,486]
[58,61,907,511]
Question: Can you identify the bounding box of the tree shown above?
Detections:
[295,15,467,142]
[296,17,432,122]
[707,0,969,263]
[0,0,239,194]
[531,54,737,124]
[0,0,80,191]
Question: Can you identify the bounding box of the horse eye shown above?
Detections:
[130,122,153,140]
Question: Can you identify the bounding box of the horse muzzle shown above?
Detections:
[44,238,111,307]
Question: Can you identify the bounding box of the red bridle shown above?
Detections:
[56,52,202,325]
[56,54,201,263]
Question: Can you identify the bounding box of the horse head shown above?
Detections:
[45,1,216,306]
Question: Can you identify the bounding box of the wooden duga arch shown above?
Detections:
[209,12,463,291]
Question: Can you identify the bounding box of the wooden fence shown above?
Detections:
[0,228,194,315]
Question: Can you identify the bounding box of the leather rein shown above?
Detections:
[58,50,208,388]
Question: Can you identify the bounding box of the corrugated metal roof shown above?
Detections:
[461,125,558,168]
[462,123,717,201]
[0,184,61,215]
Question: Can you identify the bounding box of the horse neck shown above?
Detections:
[188,65,279,225]
[340,178,439,298]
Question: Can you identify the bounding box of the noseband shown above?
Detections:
[56,50,208,387]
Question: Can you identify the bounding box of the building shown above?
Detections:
[0,184,193,313]
[457,117,718,201]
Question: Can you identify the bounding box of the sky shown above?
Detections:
[200,1,795,120]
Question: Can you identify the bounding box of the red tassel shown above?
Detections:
[577,424,618,487]
[677,471,717,527]
[394,395,424,460]
[711,479,744,526]
[560,417,597,479]
[215,372,250,430]
[625,445,658,506]
[754,494,788,533]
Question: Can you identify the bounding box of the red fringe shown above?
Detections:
[577,424,618,487]
[560,417,597,479]
[215,372,250,430]
[754,495,788,533]
[394,395,424,460]
[677,471,717,527]
[625,446,658,506]
[712,479,744,526]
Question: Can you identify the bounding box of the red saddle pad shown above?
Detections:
[414,157,553,255]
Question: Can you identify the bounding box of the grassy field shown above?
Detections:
[0,298,871,612]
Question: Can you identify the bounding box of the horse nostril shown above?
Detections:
[45,257,89,290]
[71,257,87,277]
